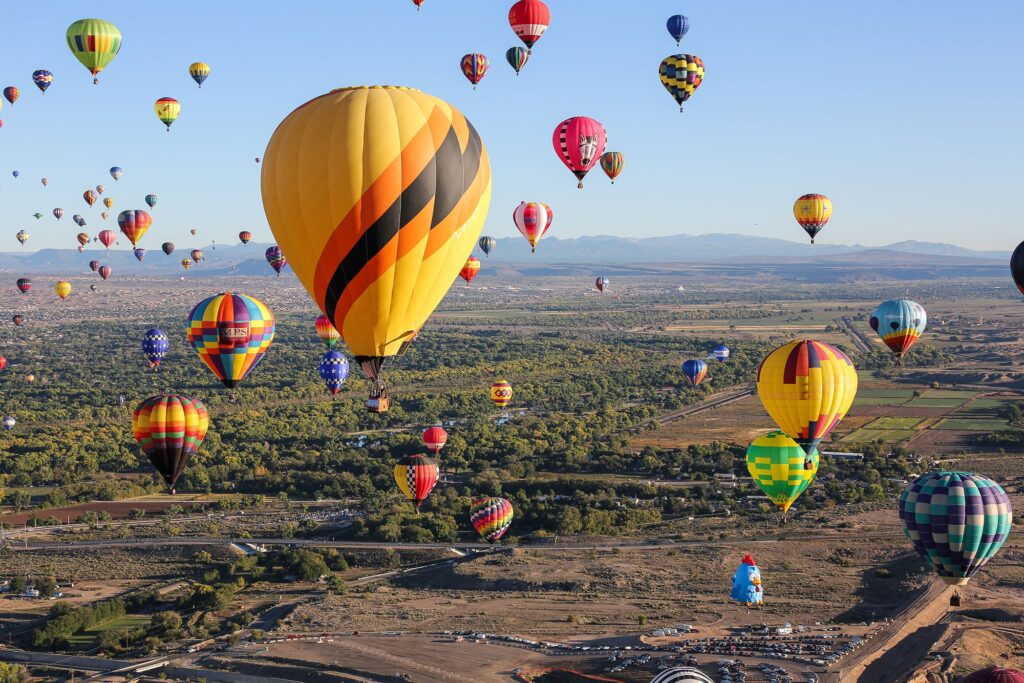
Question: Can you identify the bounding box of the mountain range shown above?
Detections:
[0,235,1007,275]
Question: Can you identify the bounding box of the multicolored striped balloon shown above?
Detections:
[513,201,553,252]
[552,116,607,188]
[154,97,180,131]
[315,314,341,349]
[505,47,529,75]
[746,431,819,518]
[265,245,287,276]
[460,53,489,88]
[66,19,122,84]
[793,193,832,243]
[394,454,439,509]
[16,278,31,294]
[756,340,857,456]
[186,292,275,389]
[132,394,209,490]
[682,359,708,386]
[318,350,350,395]
[32,70,53,94]
[478,236,496,257]
[659,54,705,112]
[599,151,624,184]
[118,209,152,246]
[470,497,514,542]
[870,299,927,360]
[3,87,19,106]
[899,471,1012,586]
[142,328,170,368]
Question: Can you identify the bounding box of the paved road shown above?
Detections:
[835,316,874,354]
[656,385,755,424]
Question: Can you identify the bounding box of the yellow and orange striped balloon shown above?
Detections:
[490,380,512,408]
[261,86,492,388]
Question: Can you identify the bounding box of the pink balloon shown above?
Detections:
[552,116,607,188]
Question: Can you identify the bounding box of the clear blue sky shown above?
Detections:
[2,1,1022,252]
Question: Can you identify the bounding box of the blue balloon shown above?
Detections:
[666,15,690,45]
[682,359,707,386]
[142,328,170,368]
[11,171,19,178]
[712,344,730,362]
[730,554,763,605]
[319,350,350,395]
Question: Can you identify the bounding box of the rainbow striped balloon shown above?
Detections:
[133,394,209,490]
[394,454,439,509]
[899,471,1012,586]
[187,292,275,389]
[470,497,514,543]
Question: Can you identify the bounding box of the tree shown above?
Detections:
[0,662,28,683]
[326,574,347,595]
[9,577,25,593]
[152,611,183,638]
[35,577,58,598]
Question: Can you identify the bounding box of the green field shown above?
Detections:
[904,398,969,408]
[841,428,917,443]
[856,389,918,398]
[961,398,1015,411]
[853,396,910,407]
[864,416,923,430]
[66,615,152,646]
[933,418,1011,431]
[921,390,979,399]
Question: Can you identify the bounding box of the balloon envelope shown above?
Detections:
[470,497,514,542]
[552,116,607,188]
[422,426,447,454]
[682,359,707,386]
[459,256,480,283]
[870,299,927,359]
[186,292,275,389]
[793,193,832,243]
[659,54,705,112]
[132,394,209,490]
[318,350,350,395]
[508,0,550,51]
[491,380,512,407]
[314,313,341,348]
[394,454,439,509]
[142,328,170,367]
[66,19,122,83]
[746,431,818,516]
[666,14,690,44]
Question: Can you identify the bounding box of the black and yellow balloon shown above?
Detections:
[261,86,492,409]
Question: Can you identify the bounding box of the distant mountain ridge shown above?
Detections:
[0,235,1007,274]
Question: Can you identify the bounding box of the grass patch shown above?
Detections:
[841,428,916,443]
[921,390,978,399]
[856,389,918,398]
[904,398,967,408]
[864,417,923,430]
[963,398,1016,410]
[934,419,1011,431]
[854,396,910,407]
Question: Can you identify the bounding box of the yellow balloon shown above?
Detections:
[793,193,832,243]
[755,340,857,455]
[260,86,492,406]
[54,281,72,300]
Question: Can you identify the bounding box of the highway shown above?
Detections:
[835,316,875,354]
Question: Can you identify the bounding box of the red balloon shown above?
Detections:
[0,355,6,371]
[422,426,448,454]
[98,265,112,280]
[89,260,100,272]
[98,229,116,248]
[508,0,550,52]
[961,669,1024,683]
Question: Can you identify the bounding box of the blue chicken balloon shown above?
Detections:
[666,14,690,45]
[730,554,763,605]
[142,328,170,369]
[319,350,350,395]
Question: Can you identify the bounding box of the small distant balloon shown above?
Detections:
[505,47,528,75]
[3,87,20,106]
[460,53,489,89]
[145,194,157,208]
[188,62,210,88]
[666,15,690,45]
[110,166,123,180]
[154,97,180,131]
[32,70,53,94]
[162,242,175,255]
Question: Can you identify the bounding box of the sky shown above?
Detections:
[2,1,1022,252]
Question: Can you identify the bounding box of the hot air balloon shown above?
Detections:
[41,178,48,187]
[11,171,19,178]
[32,70,53,94]
[470,497,513,542]
[103,197,114,209]
[712,344,730,362]
[78,246,85,253]
[478,236,496,257]
[66,19,122,84]
[32,213,42,220]
[460,53,489,89]
[188,62,210,88]
[12,315,24,326]
[134,247,146,262]
[110,166,123,180]
[142,328,170,368]
[181,258,193,270]
[682,359,707,386]
[756,340,857,456]
[16,278,31,294]
[595,276,609,293]
[83,189,97,207]
[117,209,152,246]
[552,116,607,188]
[98,229,116,249]
[89,284,97,291]
[960,668,1024,683]
[459,256,480,284]
[89,260,100,272]
[24,374,34,383]
[260,86,491,414]
[793,194,832,244]
[186,292,275,389]
[666,15,690,45]
[508,0,550,53]
[54,281,72,299]
[77,232,89,246]
[870,299,927,361]
[599,151,624,184]
[191,248,204,263]
[73,214,85,226]
[154,97,180,131]
[412,0,425,9]
[651,668,714,683]
[513,201,553,252]
[15,230,29,245]
[145,194,157,208]
[0,356,6,371]
[746,431,818,521]
[318,350,350,395]
[730,554,764,606]
[132,394,209,492]
[96,184,104,194]
[265,245,286,276]
[255,157,260,163]
[2,416,15,431]
[98,265,111,280]
[162,242,175,255]
[659,54,705,112]
[3,87,19,106]
[315,314,340,348]
[422,426,447,454]
[505,47,528,75]
[394,454,439,510]
[490,380,512,408]
[239,231,252,244]
[190,228,198,236]
[899,472,1012,586]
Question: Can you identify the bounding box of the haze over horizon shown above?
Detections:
[1,1,1021,253]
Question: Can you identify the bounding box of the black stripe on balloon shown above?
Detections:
[324,118,484,321]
